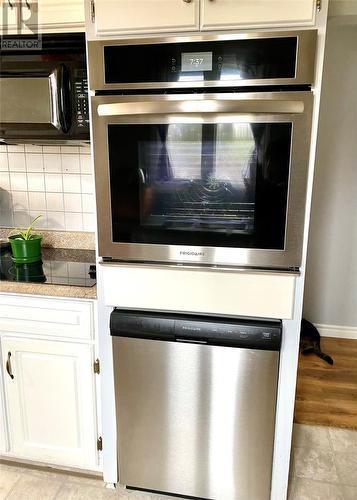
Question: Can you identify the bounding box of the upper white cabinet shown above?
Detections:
[0,0,85,34]
[0,0,22,35]
[200,0,317,30]
[93,0,199,37]
[1,336,98,468]
[25,0,85,33]
[88,0,318,39]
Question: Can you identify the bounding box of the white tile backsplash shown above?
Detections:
[47,211,65,230]
[25,144,43,153]
[12,191,29,211]
[10,172,28,191]
[29,191,46,211]
[80,174,94,194]
[64,193,82,212]
[26,153,44,172]
[65,212,83,231]
[0,145,95,231]
[63,174,81,193]
[46,192,64,212]
[8,153,26,171]
[7,145,25,153]
[0,172,11,190]
[45,173,63,192]
[62,154,80,173]
[27,173,45,192]
[79,155,92,174]
[0,153,9,171]
[43,154,62,173]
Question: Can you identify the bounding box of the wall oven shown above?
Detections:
[89,30,316,270]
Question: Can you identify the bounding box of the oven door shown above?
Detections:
[92,92,313,269]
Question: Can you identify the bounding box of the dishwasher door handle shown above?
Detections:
[175,338,208,344]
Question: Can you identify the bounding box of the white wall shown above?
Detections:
[0,144,95,232]
[304,23,357,328]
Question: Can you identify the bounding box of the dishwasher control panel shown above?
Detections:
[110,309,282,351]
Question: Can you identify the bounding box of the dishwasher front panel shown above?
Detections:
[113,336,279,500]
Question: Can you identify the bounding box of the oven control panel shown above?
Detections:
[103,36,298,86]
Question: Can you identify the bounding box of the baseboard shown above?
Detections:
[315,323,357,340]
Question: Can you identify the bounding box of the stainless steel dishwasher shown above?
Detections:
[110,309,281,500]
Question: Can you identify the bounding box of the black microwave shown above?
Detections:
[0,33,89,144]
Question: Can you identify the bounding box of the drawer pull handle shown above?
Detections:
[182,0,192,3]
[6,352,14,380]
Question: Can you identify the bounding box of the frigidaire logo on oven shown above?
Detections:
[180,251,205,257]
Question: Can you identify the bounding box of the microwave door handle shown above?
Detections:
[97,99,305,117]
[56,64,72,133]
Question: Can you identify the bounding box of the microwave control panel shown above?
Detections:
[74,70,89,130]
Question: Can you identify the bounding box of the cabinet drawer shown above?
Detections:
[0,296,94,339]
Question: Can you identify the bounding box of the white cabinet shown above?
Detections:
[0,371,8,453]
[0,1,22,35]
[200,0,317,30]
[92,0,200,36]
[1,337,97,468]
[0,0,85,34]
[0,295,100,471]
[25,0,85,33]
[88,0,318,39]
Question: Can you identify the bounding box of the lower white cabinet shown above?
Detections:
[1,337,97,468]
[0,295,100,471]
[0,372,7,453]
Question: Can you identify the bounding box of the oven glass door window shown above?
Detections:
[108,122,292,250]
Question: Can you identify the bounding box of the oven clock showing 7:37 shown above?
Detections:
[181,51,213,72]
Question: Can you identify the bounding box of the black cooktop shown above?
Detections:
[0,246,96,287]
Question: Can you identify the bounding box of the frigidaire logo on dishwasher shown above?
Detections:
[180,250,205,257]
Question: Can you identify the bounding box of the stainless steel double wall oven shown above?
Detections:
[89,30,316,270]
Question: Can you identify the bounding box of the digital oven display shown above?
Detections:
[181,51,213,72]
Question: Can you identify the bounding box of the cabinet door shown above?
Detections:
[1,337,98,468]
[200,0,316,30]
[93,0,199,37]
[0,370,8,453]
[0,1,21,35]
[23,0,85,33]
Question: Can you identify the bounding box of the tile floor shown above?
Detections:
[1,424,357,499]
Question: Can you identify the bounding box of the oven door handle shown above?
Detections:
[97,98,305,117]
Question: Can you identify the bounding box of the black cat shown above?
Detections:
[300,319,334,365]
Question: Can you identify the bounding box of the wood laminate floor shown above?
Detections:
[294,337,357,429]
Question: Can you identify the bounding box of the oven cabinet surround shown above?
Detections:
[87,0,318,38]
[0,294,100,471]
[101,264,297,320]
[0,0,85,35]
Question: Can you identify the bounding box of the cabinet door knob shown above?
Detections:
[6,352,14,380]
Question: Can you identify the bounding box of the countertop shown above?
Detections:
[0,230,97,300]
[0,280,97,299]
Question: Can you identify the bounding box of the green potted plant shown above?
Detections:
[9,215,43,264]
